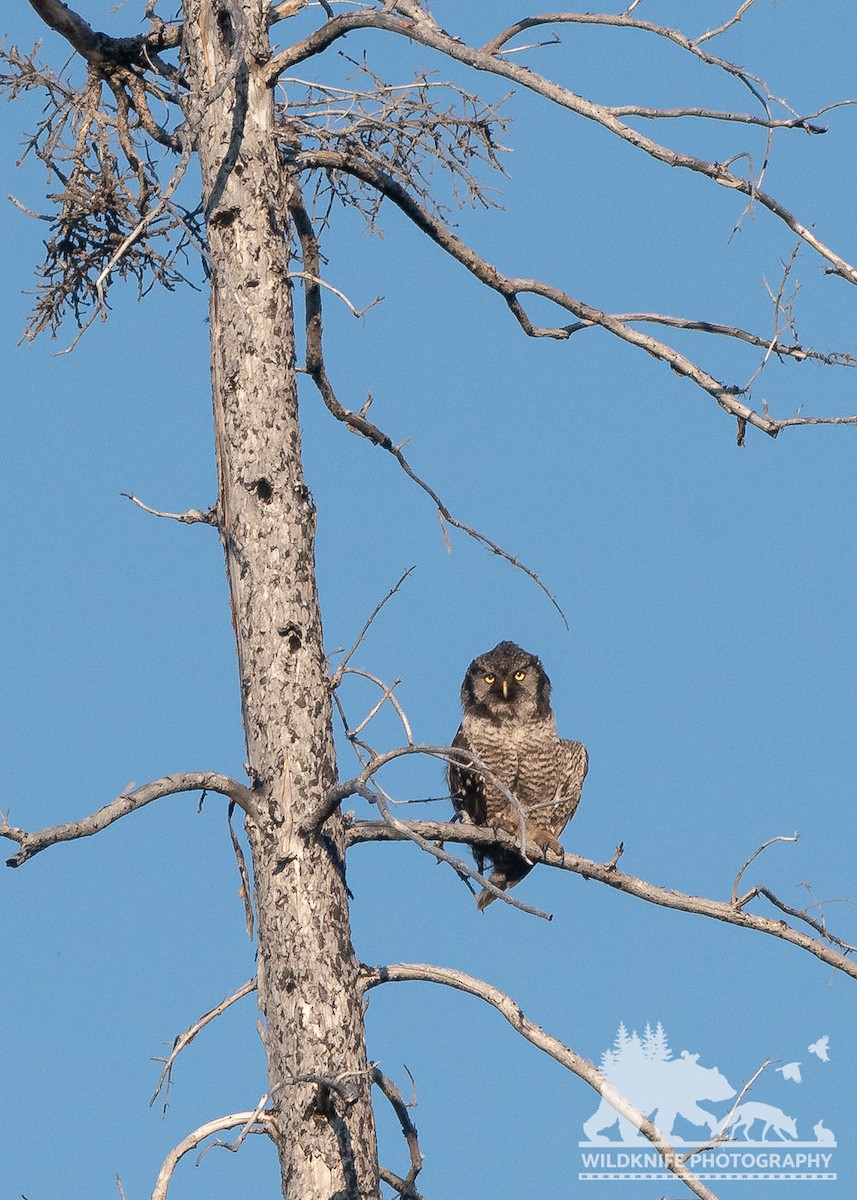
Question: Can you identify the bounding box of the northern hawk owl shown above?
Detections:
[448,641,588,909]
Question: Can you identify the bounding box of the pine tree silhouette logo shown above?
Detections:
[582,1021,736,1144]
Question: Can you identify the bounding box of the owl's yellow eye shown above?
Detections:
[514,670,526,681]
[484,674,496,684]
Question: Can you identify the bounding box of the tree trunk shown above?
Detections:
[182,2,379,1195]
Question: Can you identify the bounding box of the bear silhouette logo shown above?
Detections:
[582,1022,735,1143]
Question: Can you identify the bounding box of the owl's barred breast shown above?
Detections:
[459,708,563,817]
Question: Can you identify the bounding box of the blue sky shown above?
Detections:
[2,2,856,1198]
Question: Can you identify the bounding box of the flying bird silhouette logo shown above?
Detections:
[808,1036,830,1062]
[776,1062,802,1083]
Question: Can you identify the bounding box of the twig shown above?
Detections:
[371,785,552,920]
[340,668,415,747]
[379,1166,426,1199]
[2,771,260,867]
[302,743,528,844]
[287,271,382,318]
[696,0,758,46]
[742,243,802,393]
[731,833,799,903]
[733,883,857,955]
[680,1058,771,1162]
[57,125,194,355]
[150,978,258,1110]
[195,1084,283,1161]
[372,1067,423,1188]
[329,566,415,688]
[361,962,718,1200]
[121,492,218,526]
[151,1112,273,1200]
[346,676,405,740]
[227,803,255,940]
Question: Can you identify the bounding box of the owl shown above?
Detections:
[448,641,588,909]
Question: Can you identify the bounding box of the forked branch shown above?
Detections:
[151,1112,274,1200]
[294,148,856,439]
[268,10,857,282]
[289,188,569,618]
[150,977,258,1111]
[347,817,857,981]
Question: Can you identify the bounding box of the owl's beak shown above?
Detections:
[502,678,509,699]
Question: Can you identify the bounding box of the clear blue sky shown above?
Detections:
[2,2,856,1198]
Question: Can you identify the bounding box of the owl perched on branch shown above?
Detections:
[448,641,588,909]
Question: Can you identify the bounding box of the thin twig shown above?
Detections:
[372,1067,423,1188]
[341,668,415,746]
[227,803,255,940]
[121,492,218,526]
[680,1058,771,1162]
[150,978,258,1110]
[151,1112,273,1200]
[329,566,415,688]
[372,785,552,920]
[288,271,382,318]
[731,833,799,903]
[195,1084,283,1162]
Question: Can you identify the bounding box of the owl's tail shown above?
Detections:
[476,850,533,910]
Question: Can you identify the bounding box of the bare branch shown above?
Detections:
[343,669,415,747]
[696,0,758,46]
[3,772,260,867]
[289,189,569,617]
[361,962,718,1200]
[379,1165,426,1200]
[579,311,855,370]
[151,1112,274,1200]
[121,492,218,526]
[227,803,255,940]
[150,978,258,1111]
[26,0,182,64]
[302,740,547,915]
[287,271,382,318]
[680,1058,772,1163]
[372,1067,423,1190]
[196,1085,283,1161]
[732,833,799,903]
[303,743,524,841]
[370,785,552,920]
[297,145,857,436]
[329,566,416,689]
[347,818,857,980]
[269,12,857,288]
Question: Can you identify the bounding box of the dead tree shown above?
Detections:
[3,3,856,1199]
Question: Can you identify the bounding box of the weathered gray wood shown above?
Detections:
[183,2,379,1194]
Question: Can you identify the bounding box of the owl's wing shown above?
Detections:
[546,738,588,838]
[447,724,487,825]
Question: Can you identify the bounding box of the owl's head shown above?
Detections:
[460,640,552,721]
